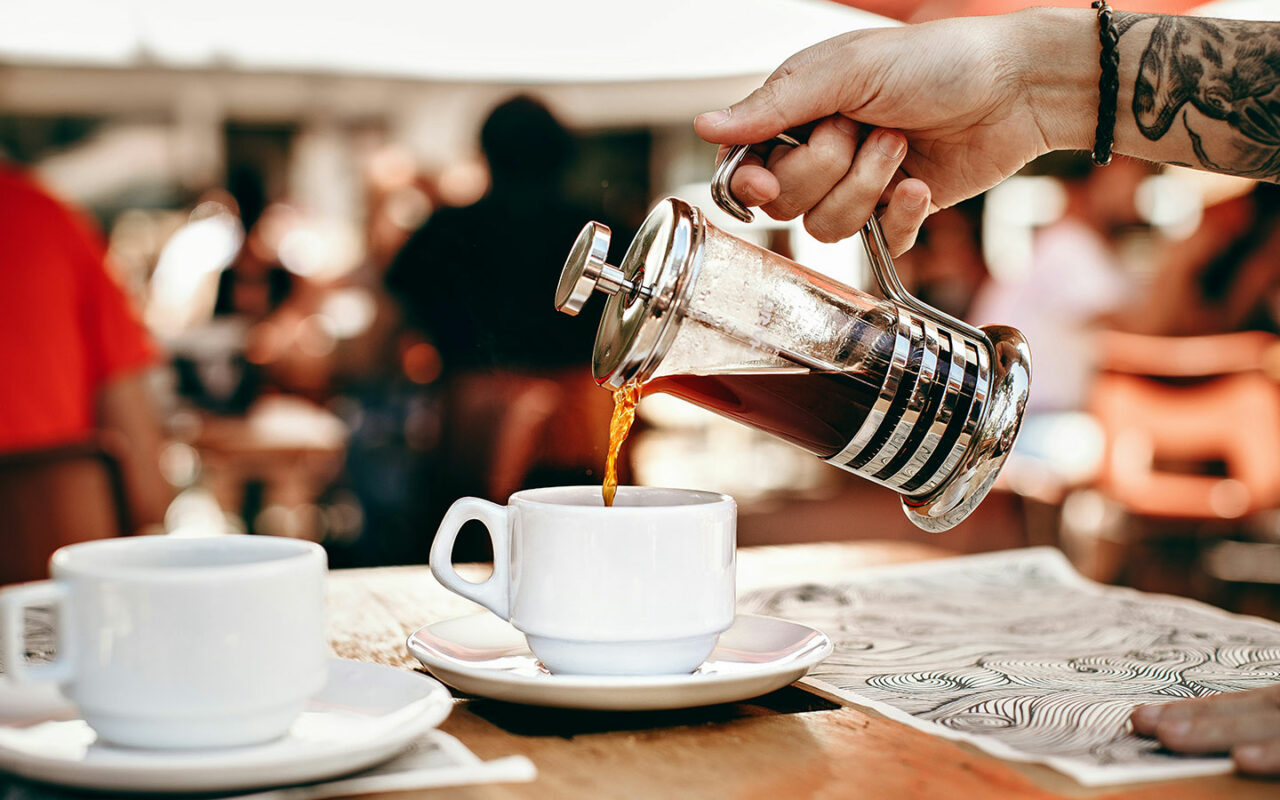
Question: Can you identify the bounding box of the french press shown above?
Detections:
[554,140,1031,532]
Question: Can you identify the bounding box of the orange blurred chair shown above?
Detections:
[1075,330,1280,586]
[1092,330,1280,518]
[0,439,131,586]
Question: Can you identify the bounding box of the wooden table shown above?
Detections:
[326,541,1277,799]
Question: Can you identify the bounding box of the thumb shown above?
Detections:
[695,70,846,146]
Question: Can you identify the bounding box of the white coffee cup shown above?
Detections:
[430,486,736,676]
[0,535,328,749]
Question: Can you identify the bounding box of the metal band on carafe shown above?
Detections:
[823,309,991,494]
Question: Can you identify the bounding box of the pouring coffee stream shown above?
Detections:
[557,140,1031,531]
[602,380,642,507]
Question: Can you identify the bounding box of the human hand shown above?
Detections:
[695,9,1094,254]
[1130,685,1280,776]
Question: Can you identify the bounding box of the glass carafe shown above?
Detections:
[555,147,1030,532]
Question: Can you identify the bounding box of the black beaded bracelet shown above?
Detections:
[1091,0,1120,166]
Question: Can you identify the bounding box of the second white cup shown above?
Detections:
[430,486,736,675]
[0,535,328,749]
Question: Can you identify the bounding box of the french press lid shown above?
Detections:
[556,198,704,390]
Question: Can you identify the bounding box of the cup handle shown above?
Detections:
[429,497,511,619]
[0,581,74,685]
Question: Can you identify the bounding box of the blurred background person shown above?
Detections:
[0,164,169,584]
[385,95,627,556]
[893,196,988,320]
[387,96,598,380]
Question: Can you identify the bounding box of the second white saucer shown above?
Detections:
[407,613,832,711]
[0,659,453,793]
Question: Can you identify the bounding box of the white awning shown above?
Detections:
[0,0,894,83]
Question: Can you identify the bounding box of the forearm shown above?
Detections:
[97,373,170,532]
[1017,8,1280,180]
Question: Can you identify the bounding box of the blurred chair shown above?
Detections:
[1069,330,1280,586]
[0,438,130,586]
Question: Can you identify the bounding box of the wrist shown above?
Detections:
[1004,7,1103,152]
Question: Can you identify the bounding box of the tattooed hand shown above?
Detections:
[1126,14,1280,179]
[695,12,1058,255]
[695,8,1279,254]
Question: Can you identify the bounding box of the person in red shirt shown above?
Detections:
[0,165,169,574]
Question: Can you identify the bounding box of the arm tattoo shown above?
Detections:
[1116,13,1280,180]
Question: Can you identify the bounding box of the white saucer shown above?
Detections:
[0,659,452,794]
[407,614,832,711]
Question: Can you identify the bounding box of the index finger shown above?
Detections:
[1133,686,1280,734]
[696,69,846,146]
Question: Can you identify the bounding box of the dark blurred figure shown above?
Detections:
[387,96,597,375]
[0,165,169,584]
[386,96,621,557]
[1028,172,1280,594]
[174,169,293,414]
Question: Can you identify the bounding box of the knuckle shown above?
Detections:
[762,202,801,222]
[836,184,889,228]
[852,140,900,183]
[1158,718,1208,751]
[769,59,799,83]
[751,81,791,132]
[889,229,919,257]
[803,214,847,244]
[840,196,880,234]
[880,213,922,257]
[808,137,853,173]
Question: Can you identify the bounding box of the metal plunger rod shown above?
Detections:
[593,260,650,301]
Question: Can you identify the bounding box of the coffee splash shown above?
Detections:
[602,380,643,507]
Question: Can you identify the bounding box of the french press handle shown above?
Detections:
[709,136,991,350]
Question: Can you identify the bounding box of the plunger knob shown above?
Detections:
[556,221,649,316]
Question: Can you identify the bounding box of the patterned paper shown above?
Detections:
[739,547,1280,786]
